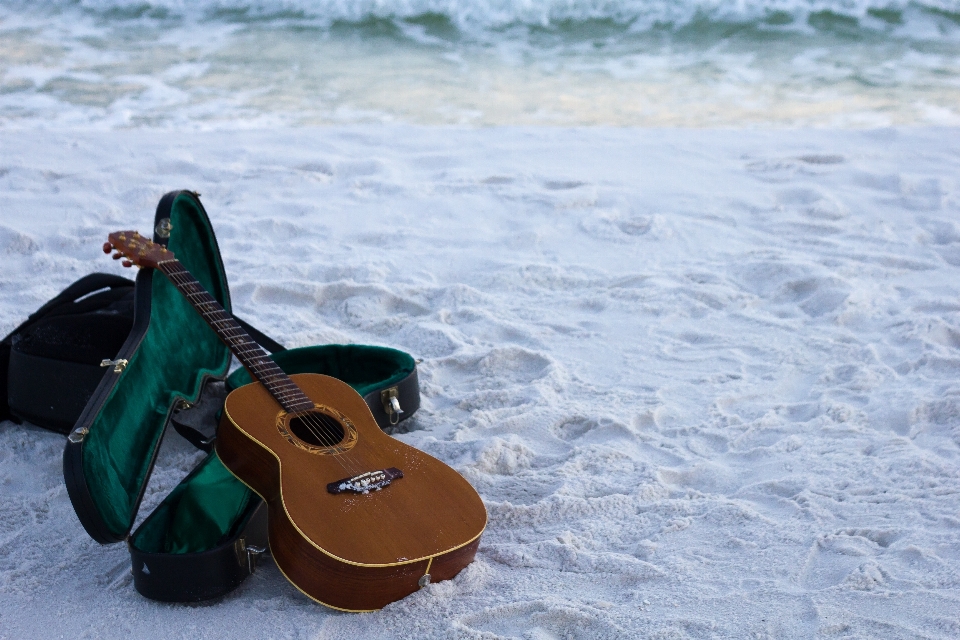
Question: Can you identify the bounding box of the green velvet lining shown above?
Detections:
[225,344,415,398]
[82,195,232,538]
[130,452,252,554]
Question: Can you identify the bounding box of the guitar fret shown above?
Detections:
[257,361,286,377]
[267,387,298,396]
[265,380,306,392]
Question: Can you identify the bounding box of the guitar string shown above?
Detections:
[121,244,383,494]
[160,268,315,410]
[113,243,347,455]
[160,262,365,480]
[149,250,413,534]
[159,266,341,448]
[139,250,415,557]
[160,265,363,478]
[120,243,350,468]
[155,253,438,566]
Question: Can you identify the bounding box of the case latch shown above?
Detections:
[235,537,267,574]
[100,358,128,373]
[380,387,403,425]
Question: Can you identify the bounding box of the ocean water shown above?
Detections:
[1,1,959,127]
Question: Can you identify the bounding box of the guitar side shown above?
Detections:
[215,373,486,611]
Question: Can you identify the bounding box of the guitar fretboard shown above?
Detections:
[158,259,314,414]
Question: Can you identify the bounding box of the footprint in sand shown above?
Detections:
[458,600,628,640]
[776,186,847,221]
[733,261,851,317]
[799,529,897,590]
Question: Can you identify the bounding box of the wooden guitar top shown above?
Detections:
[222,373,487,566]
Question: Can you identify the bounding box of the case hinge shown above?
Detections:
[155,217,173,239]
[380,387,403,426]
[100,358,128,373]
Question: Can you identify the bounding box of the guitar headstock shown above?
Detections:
[103,230,174,269]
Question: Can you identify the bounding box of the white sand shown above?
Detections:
[1,126,959,638]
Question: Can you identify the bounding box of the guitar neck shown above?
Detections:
[156,258,314,413]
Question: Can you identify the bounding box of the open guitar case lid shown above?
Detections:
[63,191,421,602]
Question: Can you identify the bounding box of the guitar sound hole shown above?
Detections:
[289,411,345,447]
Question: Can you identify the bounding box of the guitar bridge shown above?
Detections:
[327,468,403,495]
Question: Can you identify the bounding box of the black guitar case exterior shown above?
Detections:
[1,273,135,432]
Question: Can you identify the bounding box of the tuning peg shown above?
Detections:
[112,253,122,260]
[102,242,112,254]
[121,260,133,268]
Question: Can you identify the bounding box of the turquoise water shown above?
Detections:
[1,1,959,127]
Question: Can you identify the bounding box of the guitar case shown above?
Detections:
[59,190,421,602]
[2,272,136,433]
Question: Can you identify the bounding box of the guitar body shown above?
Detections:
[216,373,487,611]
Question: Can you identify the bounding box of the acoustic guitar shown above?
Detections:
[104,231,487,611]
